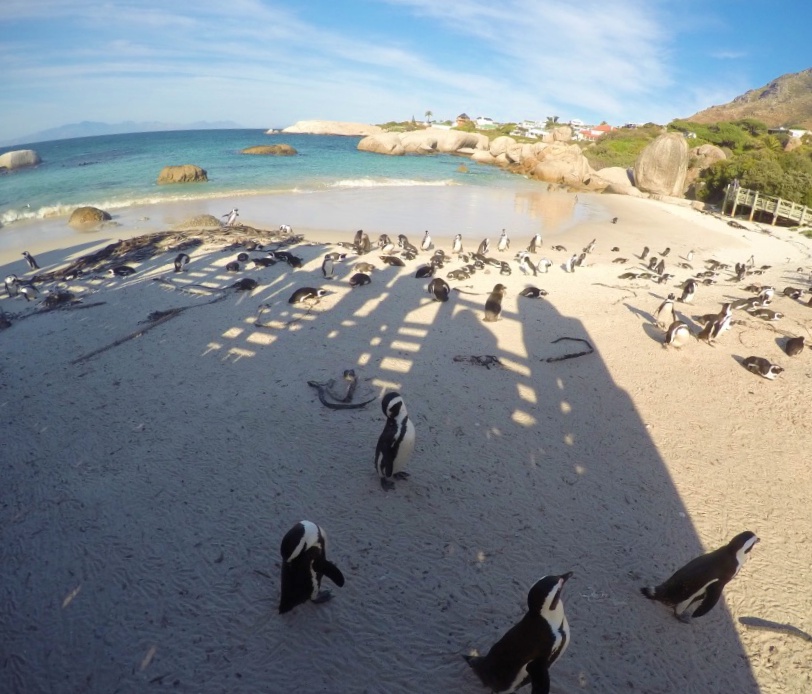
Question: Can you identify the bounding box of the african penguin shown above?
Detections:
[664,321,690,348]
[516,252,537,277]
[564,255,577,273]
[232,278,258,291]
[398,234,419,255]
[654,294,676,329]
[660,247,671,257]
[483,284,506,322]
[279,223,293,234]
[528,233,542,253]
[641,532,758,623]
[640,246,650,261]
[380,256,405,267]
[288,287,328,304]
[785,336,805,356]
[222,208,239,227]
[415,264,435,279]
[679,279,697,304]
[349,273,372,287]
[225,261,241,272]
[173,253,190,272]
[18,283,39,302]
[322,254,337,279]
[374,392,416,491]
[22,251,40,270]
[452,234,464,255]
[237,252,250,262]
[378,234,395,252]
[4,274,19,297]
[109,265,136,277]
[427,278,451,302]
[497,229,510,252]
[464,573,573,694]
[420,230,434,251]
[742,356,784,379]
[279,521,345,614]
[519,287,548,299]
[537,258,553,273]
[252,257,277,268]
[584,238,596,254]
[354,262,376,274]
[477,238,491,255]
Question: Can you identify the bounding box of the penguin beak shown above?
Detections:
[559,571,574,583]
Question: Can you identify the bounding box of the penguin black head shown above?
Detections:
[528,572,573,614]
[381,392,405,418]
[729,531,759,555]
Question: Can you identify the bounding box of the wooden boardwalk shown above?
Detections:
[723,184,811,226]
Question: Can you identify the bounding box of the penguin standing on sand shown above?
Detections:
[641,531,758,623]
[378,234,395,253]
[497,229,510,252]
[427,278,451,302]
[374,392,416,491]
[173,253,190,273]
[664,321,690,348]
[420,230,434,251]
[464,573,573,694]
[22,251,40,270]
[537,258,553,274]
[640,246,650,261]
[222,208,239,227]
[18,283,39,302]
[4,274,19,297]
[278,521,345,614]
[322,254,337,279]
[483,284,506,322]
[680,279,697,303]
[565,255,577,273]
[452,234,464,255]
[528,233,542,253]
[516,252,537,277]
[477,238,491,255]
[654,293,676,329]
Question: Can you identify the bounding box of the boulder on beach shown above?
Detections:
[281,120,384,136]
[241,144,297,156]
[633,133,688,197]
[68,206,112,229]
[156,165,208,184]
[357,133,406,156]
[0,149,41,170]
[358,128,488,157]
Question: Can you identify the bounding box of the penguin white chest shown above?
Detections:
[391,416,415,474]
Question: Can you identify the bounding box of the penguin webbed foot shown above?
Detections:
[392,471,410,480]
[380,478,396,491]
[312,590,333,604]
[676,611,692,624]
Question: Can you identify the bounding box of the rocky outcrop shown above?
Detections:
[684,144,726,195]
[0,149,41,170]
[69,206,112,229]
[156,165,208,184]
[241,144,297,155]
[358,128,489,156]
[633,133,688,197]
[358,133,406,156]
[174,214,222,230]
[281,120,384,136]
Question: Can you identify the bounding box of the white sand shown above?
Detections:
[2,191,811,693]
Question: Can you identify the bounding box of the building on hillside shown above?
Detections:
[456,113,471,127]
[475,116,497,129]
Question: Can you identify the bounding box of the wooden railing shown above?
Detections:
[723,184,811,226]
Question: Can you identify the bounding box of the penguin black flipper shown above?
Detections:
[527,658,551,694]
[690,580,724,619]
[317,559,346,588]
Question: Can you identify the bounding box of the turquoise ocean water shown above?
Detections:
[0,129,608,248]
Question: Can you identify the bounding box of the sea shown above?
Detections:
[0,129,609,251]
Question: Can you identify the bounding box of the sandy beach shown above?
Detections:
[2,189,811,693]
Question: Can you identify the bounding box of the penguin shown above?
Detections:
[584,238,596,254]
[537,258,553,274]
[618,272,640,280]
[497,229,510,252]
[519,286,548,298]
[748,308,783,321]
[756,287,775,305]
[483,284,506,322]
[611,246,620,252]
[686,249,694,262]
[452,234,464,255]
[173,253,190,272]
[611,216,619,224]
[232,278,258,291]
[349,273,372,287]
[464,573,573,694]
[575,252,587,267]
[516,252,537,277]
[353,229,364,249]
[374,392,416,491]
[322,254,337,279]
[612,257,629,264]
[420,230,434,251]
[648,256,659,271]
[640,246,650,261]
[237,252,250,262]
[660,247,671,257]
[641,531,758,623]
[288,287,328,304]
[398,235,419,255]
[654,293,677,329]
[378,234,395,252]
[225,261,241,272]
[284,255,304,269]
[709,302,733,341]
[564,255,577,273]
[551,245,567,252]
[252,257,277,268]
[499,261,512,276]
[697,319,715,346]
[783,286,803,300]
[785,336,805,356]
[679,279,697,303]
[279,223,293,234]
[528,233,542,253]
[664,321,691,348]
[4,274,19,297]
[18,283,39,302]
[743,356,784,379]
[477,238,491,255]
[380,256,406,267]
[109,265,136,277]
[354,262,376,274]
[655,259,665,276]
[279,520,345,614]
[734,263,747,282]
[22,251,40,270]
[222,208,239,227]
[415,264,435,279]
[447,269,470,281]
[357,232,372,255]
[427,278,451,302]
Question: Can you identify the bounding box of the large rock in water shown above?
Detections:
[0,149,41,170]
[282,120,383,136]
[358,128,488,156]
[156,165,208,184]
[68,206,112,229]
[357,133,406,155]
[241,144,297,155]
[633,133,688,197]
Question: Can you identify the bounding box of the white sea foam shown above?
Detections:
[328,178,458,189]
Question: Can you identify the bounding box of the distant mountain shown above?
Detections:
[687,68,812,128]
[4,120,245,147]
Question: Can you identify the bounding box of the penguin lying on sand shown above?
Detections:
[279,521,345,614]
[641,531,758,623]
[465,573,573,694]
[742,356,784,380]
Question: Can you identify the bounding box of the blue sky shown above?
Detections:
[1,0,810,141]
